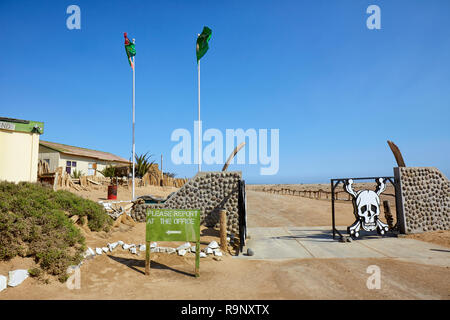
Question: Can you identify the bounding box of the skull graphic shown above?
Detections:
[344,178,389,238]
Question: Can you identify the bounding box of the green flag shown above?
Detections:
[124,32,136,68]
[196,26,212,62]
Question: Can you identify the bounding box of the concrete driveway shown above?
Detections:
[237,226,450,267]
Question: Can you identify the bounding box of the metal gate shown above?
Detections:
[330,176,399,240]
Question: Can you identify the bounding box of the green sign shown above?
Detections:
[145,209,201,277]
[0,118,44,134]
[146,209,200,242]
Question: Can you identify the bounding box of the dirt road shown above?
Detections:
[246,189,356,227]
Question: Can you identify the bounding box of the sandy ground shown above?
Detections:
[403,230,450,248]
[246,189,358,227]
[1,186,449,300]
[248,183,398,215]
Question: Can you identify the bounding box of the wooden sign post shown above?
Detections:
[145,209,201,277]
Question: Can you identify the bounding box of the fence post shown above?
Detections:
[220,209,228,251]
[383,200,394,229]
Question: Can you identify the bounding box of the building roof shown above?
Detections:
[0,117,44,134]
[39,140,130,164]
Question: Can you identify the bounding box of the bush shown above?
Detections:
[0,181,113,281]
[99,165,116,178]
[28,267,42,277]
[71,169,83,179]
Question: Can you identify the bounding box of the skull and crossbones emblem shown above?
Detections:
[344,178,389,238]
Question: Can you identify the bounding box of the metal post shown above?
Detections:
[132,39,136,200]
[331,181,335,238]
[197,59,201,172]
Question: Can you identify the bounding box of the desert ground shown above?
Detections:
[1,184,449,300]
[68,184,180,202]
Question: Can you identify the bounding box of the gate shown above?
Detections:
[330,176,399,240]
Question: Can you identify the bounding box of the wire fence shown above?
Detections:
[256,187,395,201]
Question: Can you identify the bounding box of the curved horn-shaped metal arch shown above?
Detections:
[222,142,246,172]
[375,178,386,196]
[344,179,357,198]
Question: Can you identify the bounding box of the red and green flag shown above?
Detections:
[196,26,212,63]
[124,32,136,69]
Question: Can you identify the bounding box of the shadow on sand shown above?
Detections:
[269,228,397,242]
[107,255,195,277]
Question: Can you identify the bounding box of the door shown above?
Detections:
[88,163,94,176]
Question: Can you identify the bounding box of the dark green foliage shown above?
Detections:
[28,267,41,277]
[132,152,155,178]
[99,165,116,178]
[0,181,113,281]
[71,169,83,179]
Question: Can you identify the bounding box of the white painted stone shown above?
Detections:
[205,247,214,254]
[117,240,124,246]
[200,252,207,258]
[95,247,103,255]
[0,275,7,292]
[139,244,146,251]
[207,241,219,249]
[177,242,191,251]
[178,249,187,256]
[8,270,29,287]
[83,249,92,258]
[122,244,131,250]
[213,249,223,257]
[150,242,157,248]
[88,247,95,256]
[130,247,137,254]
[109,242,119,250]
[167,247,176,254]
[190,246,196,253]
[102,247,109,253]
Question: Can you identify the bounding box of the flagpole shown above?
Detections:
[197,59,201,172]
[132,38,136,200]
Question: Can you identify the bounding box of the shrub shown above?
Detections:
[28,267,42,277]
[132,152,155,178]
[0,181,113,281]
[71,169,83,179]
[99,165,116,178]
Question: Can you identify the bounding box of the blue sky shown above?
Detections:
[1,0,449,184]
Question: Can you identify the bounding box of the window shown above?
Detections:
[88,163,94,176]
[66,161,77,174]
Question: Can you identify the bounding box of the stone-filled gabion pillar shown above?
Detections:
[131,171,242,235]
[395,167,450,234]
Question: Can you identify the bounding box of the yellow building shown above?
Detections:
[0,117,44,183]
[38,140,130,176]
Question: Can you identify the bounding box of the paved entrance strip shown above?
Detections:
[236,226,450,267]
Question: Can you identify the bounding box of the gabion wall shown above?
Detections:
[395,167,450,234]
[131,171,242,235]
